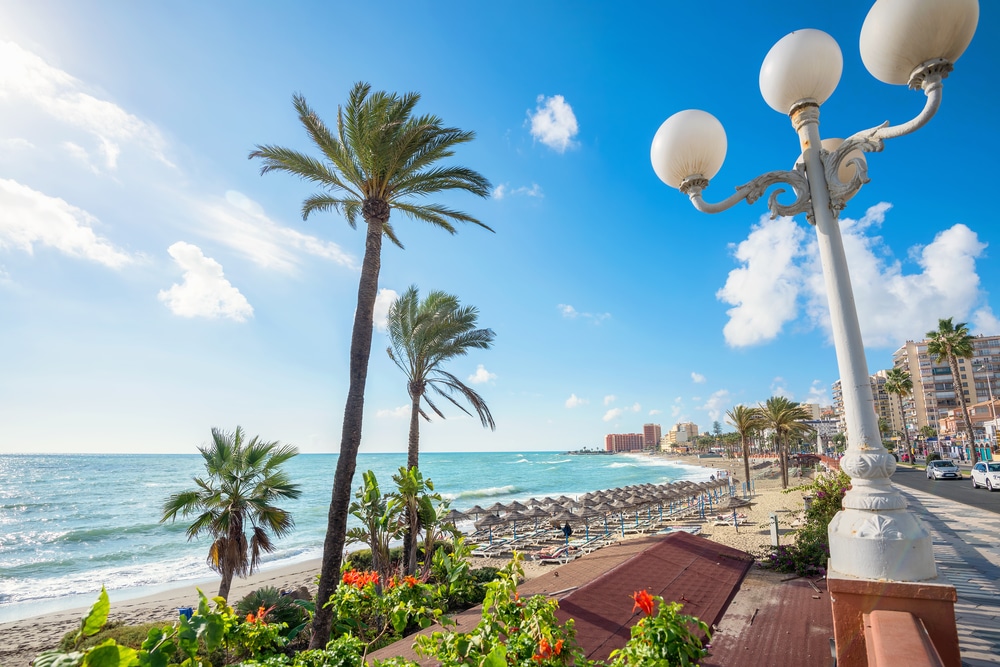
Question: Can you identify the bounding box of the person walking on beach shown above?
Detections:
[562,521,573,543]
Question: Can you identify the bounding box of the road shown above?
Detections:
[891,463,1000,515]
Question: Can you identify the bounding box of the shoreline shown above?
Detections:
[1,453,805,667]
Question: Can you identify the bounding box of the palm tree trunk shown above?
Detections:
[219,568,234,602]
[780,435,788,489]
[950,355,980,465]
[310,218,383,649]
[404,392,421,575]
[898,394,914,463]
[741,435,751,492]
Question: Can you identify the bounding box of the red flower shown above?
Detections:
[632,590,655,616]
[534,638,553,662]
[403,575,419,587]
[341,569,379,588]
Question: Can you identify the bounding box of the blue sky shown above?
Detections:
[1,1,997,454]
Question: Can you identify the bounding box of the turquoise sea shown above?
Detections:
[0,451,710,623]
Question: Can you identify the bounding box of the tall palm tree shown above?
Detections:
[386,286,496,472]
[250,83,491,646]
[386,286,494,574]
[759,397,813,488]
[926,317,978,464]
[160,427,301,601]
[725,405,761,489]
[884,367,914,462]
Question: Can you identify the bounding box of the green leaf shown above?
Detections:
[482,645,507,667]
[34,650,85,667]
[82,642,135,667]
[201,615,226,652]
[78,587,111,642]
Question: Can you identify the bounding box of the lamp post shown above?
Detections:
[973,362,997,454]
[650,0,978,584]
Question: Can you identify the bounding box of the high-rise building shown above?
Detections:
[664,422,699,449]
[892,334,1000,433]
[831,370,903,439]
[643,423,662,449]
[604,433,645,452]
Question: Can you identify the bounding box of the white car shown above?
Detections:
[970,461,1000,491]
[926,460,962,480]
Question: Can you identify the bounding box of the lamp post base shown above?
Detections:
[828,507,936,581]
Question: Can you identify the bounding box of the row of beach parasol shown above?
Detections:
[442,477,751,543]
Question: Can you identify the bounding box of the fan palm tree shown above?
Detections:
[726,405,761,489]
[160,427,301,601]
[386,286,496,472]
[759,397,813,488]
[250,83,491,645]
[926,317,978,463]
[884,367,914,462]
[386,286,494,574]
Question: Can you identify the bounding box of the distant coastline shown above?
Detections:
[565,448,616,455]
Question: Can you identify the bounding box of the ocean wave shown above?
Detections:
[605,462,636,469]
[542,459,571,465]
[441,485,520,500]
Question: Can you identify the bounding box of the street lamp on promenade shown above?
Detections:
[650,0,978,584]
[973,361,998,453]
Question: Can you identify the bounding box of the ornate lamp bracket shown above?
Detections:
[681,168,811,219]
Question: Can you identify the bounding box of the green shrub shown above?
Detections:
[756,470,851,576]
[344,546,405,572]
[926,451,942,464]
[236,586,307,637]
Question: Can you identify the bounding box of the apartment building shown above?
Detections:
[892,334,1000,433]
[643,423,662,449]
[831,369,904,438]
[604,432,645,453]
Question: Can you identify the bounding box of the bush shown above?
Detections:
[926,451,942,463]
[344,546,405,572]
[756,470,851,577]
[236,586,308,637]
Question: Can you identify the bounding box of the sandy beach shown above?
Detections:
[0,454,810,667]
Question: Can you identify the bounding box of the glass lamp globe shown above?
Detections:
[650,110,727,190]
[860,0,979,85]
[760,29,843,115]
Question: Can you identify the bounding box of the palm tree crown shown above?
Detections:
[759,396,814,488]
[387,285,496,471]
[160,426,301,601]
[251,82,492,647]
[926,317,978,463]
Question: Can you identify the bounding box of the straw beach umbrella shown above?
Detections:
[474,513,504,545]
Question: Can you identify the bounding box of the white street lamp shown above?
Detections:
[651,0,979,584]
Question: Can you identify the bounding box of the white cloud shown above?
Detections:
[807,380,829,405]
[1,137,34,150]
[717,214,805,347]
[158,242,253,322]
[700,389,730,422]
[373,288,399,332]
[195,191,358,273]
[770,377,792,399]
[528,95,578,153]
[604,395,616,406]
[376,405,410,418]
[468,364,497,384]
[719,204,993,348]
[649,409,662,416]
[972,307,1000,336]
[557,303,610,323]
[691,372,706,384]
[565,393,587,408]
[0,178,133,268]
[493,183,543,200]
[603,402,640,422]
[0,41,172,171]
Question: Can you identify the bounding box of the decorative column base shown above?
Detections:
[827,569,959,667]
[828,507,936,581]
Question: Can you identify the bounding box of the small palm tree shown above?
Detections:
[884,367,914,462]
[926,317,978,464]
[160,427,301,601]
[386,286,496,472]
[759,397,813,488]
[726,405,761,488]
[251,83,491,646]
